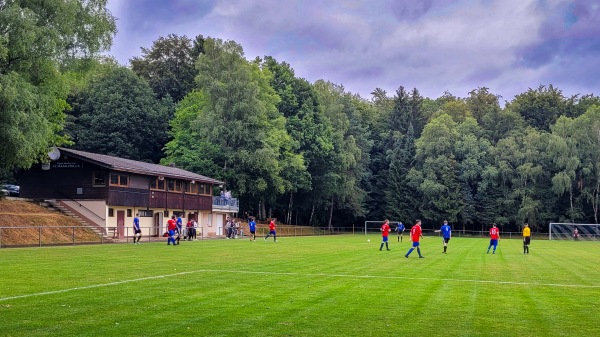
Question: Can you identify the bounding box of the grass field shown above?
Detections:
[1,234,599,337]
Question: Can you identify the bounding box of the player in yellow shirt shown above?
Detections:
[523,223,531,254]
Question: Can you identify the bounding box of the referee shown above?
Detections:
[523,223,531,254]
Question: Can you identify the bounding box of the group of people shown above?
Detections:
[164,214,198,245]
[226,217,242,239]
[380,219,534,256]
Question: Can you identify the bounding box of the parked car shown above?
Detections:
[1,184,19,197]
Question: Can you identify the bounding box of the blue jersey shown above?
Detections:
[248,221,256,232]
[440,224,451,238]
[396,224,405,232]
[133,217,140,231]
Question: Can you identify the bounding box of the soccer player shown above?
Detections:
[523,223,531,254]
[264,218,277,242]
[487,223,500,254]
[380,219,391,251]
[167,215,177,246]
[248,217,257,241]
[405,219,425,258]
[133,213,142,244]
[176,214,183,244]
[396,222,405,242]
[436,220,451,254]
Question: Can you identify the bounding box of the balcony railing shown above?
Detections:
[212,197,239,212]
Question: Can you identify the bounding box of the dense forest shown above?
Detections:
[3,1,600,232]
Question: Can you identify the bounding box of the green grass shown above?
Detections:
[1,235,599,337]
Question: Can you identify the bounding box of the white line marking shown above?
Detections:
[1,269,599,301]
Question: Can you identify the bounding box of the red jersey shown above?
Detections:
[411,224,422,242]
[381,223,390,237]
[269,221,276,231]
[167,219,177,231]
[490,227,499,240]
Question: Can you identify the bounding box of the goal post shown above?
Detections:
[549,223,600,241]
[363,221,401,235]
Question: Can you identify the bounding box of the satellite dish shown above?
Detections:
[48,147,61,161]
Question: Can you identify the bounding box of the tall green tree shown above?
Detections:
[66,67,173,162]
[130,34,204,102]
[165,38,306,219]
[507,85,567,131]
[262,56,333,224]
[0,0,116,169]
[572,105,600,223]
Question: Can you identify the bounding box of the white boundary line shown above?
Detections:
[2,269,599,302]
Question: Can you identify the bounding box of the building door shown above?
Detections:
[117,210,125,239]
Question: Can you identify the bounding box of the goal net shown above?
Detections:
[363,221,402,235]
[549,223,600,241]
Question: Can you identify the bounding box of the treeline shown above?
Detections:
[3,2,600,231]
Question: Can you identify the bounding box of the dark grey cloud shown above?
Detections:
[106,0,600,101]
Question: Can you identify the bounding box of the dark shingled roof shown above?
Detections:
[59,148,223,185]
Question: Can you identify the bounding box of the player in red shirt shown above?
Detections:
[167,215,177,246]
[264,218,277,242]
[379,219,391,251]
[487,223,500,254]
[405,219,425,258]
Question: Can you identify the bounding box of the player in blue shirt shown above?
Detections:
[396,222,405,242]
[133,213,141,244]
[248,217,257,241]
[435,220,452,254]
[176,215,183,245]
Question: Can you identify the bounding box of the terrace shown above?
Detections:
[212,196,239,213]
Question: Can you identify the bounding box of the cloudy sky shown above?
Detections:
[106,0,600,102]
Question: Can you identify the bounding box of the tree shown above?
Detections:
[66,67,173,162]
[0,0,116,169]
[573,105,600,223]
[130,34,204,102]
[165,38,306,220]
[507,85,567,131]
[262,56,333,224]
[411,114,463,222]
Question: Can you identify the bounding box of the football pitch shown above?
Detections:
[1,235,599,337]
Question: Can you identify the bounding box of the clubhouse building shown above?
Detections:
[19,148,238,239]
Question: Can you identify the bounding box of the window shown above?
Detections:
[150,177,165,190]
[92,172,106,186]
[108,208,114,217]
[167,179,183,192]
[109,173,129,186]
[127,209,132,217]
[139,210,153,217]
[184,181,198,194]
